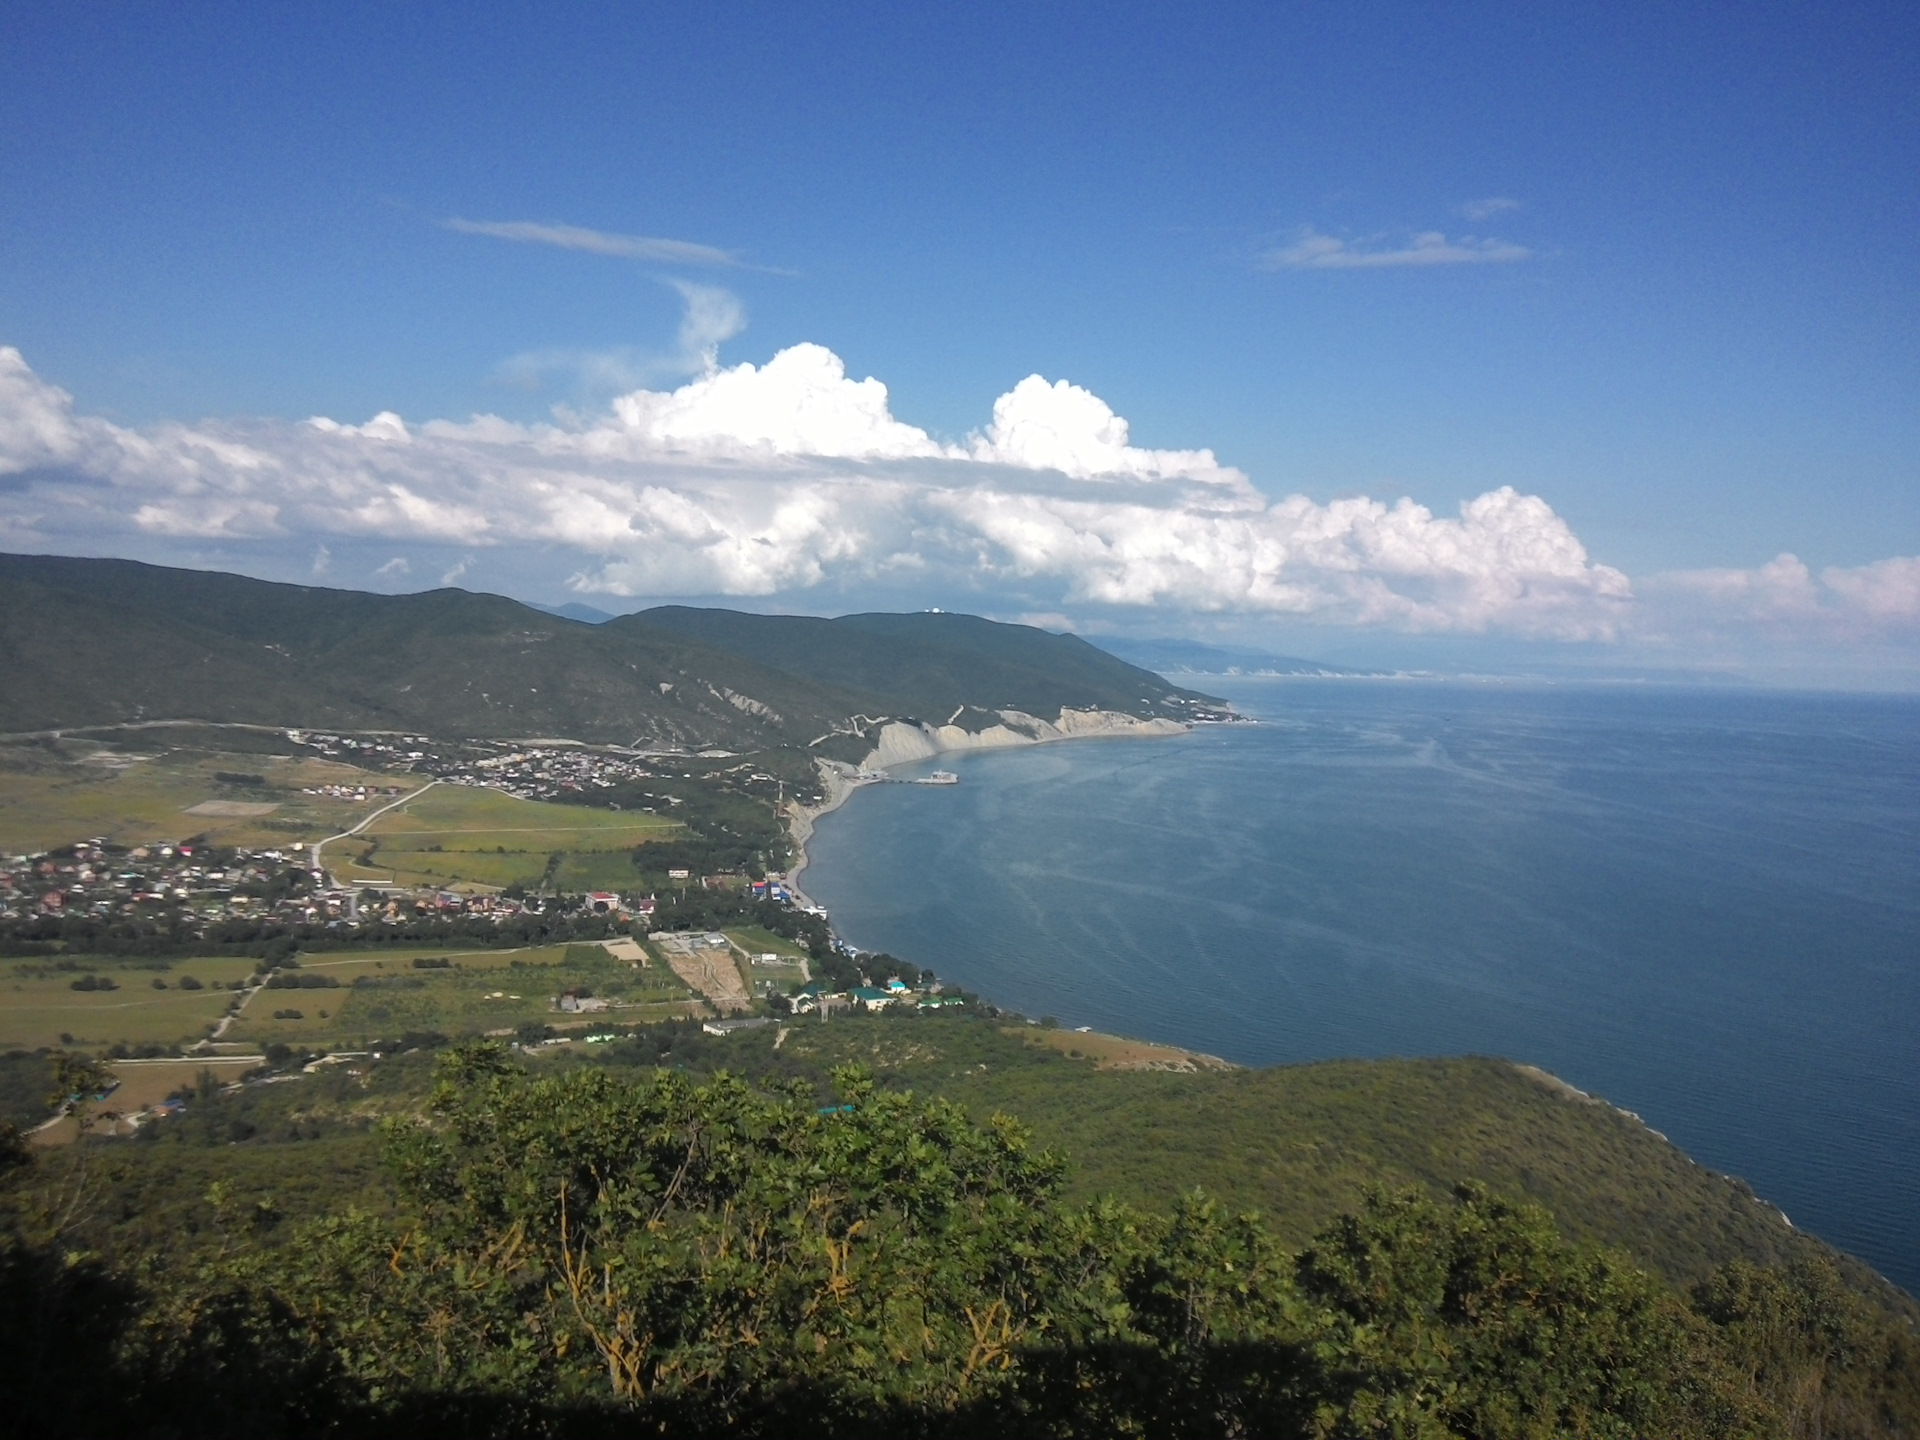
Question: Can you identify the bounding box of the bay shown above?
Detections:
[802,679,1920,1296]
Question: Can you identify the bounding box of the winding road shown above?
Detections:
[310,778,441,887]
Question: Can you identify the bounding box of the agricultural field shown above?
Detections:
[227,941,700,1048]
[723,925,811,1000]
[723,924,812,963]
[0,736,422,854]
[0,955,260,1050]
[338,783,681,892]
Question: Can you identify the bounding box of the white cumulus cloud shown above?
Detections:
[0,339,1643,638]
[0,346,88,472]
[1649,553,1920,636]
[968,375,1250,492]
[604,343,952,461]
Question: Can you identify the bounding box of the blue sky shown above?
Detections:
[2,2,1916,682]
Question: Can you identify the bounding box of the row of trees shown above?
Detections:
[0,906,634,963]
[3,1045,1914,1438]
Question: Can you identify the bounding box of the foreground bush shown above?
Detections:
[2,1044,1914,1437]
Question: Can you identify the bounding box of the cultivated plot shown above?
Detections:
[0,956,261,1050]
[652,931,753,1014]
[0,740,422,853]
[228,942,697,1047]
[343,784,681,892]
[723,925,811,998]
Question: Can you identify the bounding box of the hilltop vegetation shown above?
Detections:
[2,1030,1916,1438]
[636,606,1207,725]
[0,553,1211,746]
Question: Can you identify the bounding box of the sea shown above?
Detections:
[801,679,1920,1297]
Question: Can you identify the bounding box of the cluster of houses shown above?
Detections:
[0,840,671,935]
[0,841,321,925]
[300,782,404,801]
[787,979,966,1015]
[287,729,809,817]
[291,731,675,806]
[463,744,667,802]
[286,732,431,763]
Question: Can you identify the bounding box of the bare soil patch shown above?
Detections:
[1011,1026,1236,1073]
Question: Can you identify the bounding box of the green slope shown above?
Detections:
[56,1013,1912,1320]
[13,1026,1918,1438]
[0,553,866,745]
[676,1016,1913,1313]
[0,554,1211,747]
[633,605,1217,724]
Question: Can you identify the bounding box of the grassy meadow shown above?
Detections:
[723,923,812,962]
[340,783,681,891]
[226,941,699,1049]
[0,955,260,1049]
[0,941,704,1055]
[0,738,423,853]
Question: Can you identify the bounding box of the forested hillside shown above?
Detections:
[4,1016,1915,1438]
[635,606,1204,723]
[0,553,1211,745]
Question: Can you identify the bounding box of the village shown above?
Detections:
[286,728,799,810]
[0,838,821,936]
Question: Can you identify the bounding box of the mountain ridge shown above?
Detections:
[0,553,1216,748]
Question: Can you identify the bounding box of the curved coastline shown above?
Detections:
[780,706,1198,910]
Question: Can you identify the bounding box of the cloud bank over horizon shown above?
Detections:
[0,340,1913,672]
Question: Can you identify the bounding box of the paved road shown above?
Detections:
[311,778,441,886]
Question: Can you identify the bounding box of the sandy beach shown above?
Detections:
[780,758,875,908]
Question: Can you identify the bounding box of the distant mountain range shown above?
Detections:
[0,554,1213,748]
[1088,635,1382,677]
[528,600,620,625]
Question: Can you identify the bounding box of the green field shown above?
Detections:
[722,925,810,1000]
[722,924,811,962]
[0,943,702,1054]
[0,956,260,1049]
[291,944,575,976]
[228,942,698,1047]
[341,783,682,892]
[0,740,425,853]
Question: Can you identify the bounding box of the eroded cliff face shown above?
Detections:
[863,708,1188,767]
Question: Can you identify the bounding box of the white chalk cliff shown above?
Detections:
[862,708,1188,768]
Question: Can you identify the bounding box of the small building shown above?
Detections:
[788,982,835,1013]
[849,987,894,1012]
[702,1017,777,1037]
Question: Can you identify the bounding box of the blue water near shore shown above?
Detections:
[802,680,1920,1296]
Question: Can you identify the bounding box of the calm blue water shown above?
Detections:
[803,680,1920,1295]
